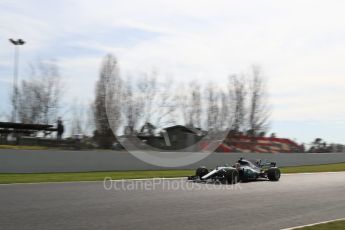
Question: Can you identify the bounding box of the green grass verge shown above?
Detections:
[0,162,345,184]
[0,145,47,150]
[293,220,345,230]
[280,162,345,174]
[0,170,194,184]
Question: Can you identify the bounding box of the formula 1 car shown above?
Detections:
[187,158,281,184]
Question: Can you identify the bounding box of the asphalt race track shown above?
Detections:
[1,172,345,230]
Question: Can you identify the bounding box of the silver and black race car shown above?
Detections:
[187,158,281,184]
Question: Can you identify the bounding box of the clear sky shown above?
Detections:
[1,0,345,144]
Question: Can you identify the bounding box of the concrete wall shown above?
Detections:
[1,149,345,173]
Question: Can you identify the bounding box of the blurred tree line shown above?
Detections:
[10,53,345,151]
[92,54,270,148]
[8,54,271,148]
[11,61,63,125]
[308,138,345,153]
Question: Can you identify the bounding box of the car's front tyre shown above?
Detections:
[267,168,281,181]
[196,167,209,180]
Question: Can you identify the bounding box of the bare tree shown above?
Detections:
[136,71,157,124]
[122,77,142,133]
[152,77,176,127]
[16,61,63,124]
[248,66,270,135]
[176,82,202,128]
[206,84,220,131]
[176,84,189,125]
[218,90,230,130]
[16,80,38,123]
[135,72,176,130]
[93,54,121,147]
[228,74,246,132]
[86,101,96,135]
[189,83,202,128]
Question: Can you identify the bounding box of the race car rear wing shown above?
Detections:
[253,159,276,167]
[260,161,276,167]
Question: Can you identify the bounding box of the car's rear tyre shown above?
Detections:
[267,168,281,181]
[221,169,239,184]
[196,167,209,179]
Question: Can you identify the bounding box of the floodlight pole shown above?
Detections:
[9,38,25,122]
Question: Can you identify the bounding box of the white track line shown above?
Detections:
[109,177,185,182]
[0,177,186,186]
[281,217,345,230]
[283,171,345,175]
[0,180,102,185]
[1,171,345,186]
